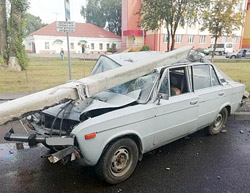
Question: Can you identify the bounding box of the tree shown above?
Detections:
[0,0,8,62]
[8,0,29,70]
[201,0,243,62]
[101,0,121,36]
[80,0,121,35]
[140,0,209,51]
[24,13,47,37]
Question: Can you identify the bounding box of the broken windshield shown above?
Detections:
[109,72,159,103]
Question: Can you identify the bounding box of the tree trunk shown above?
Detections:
[0,0,8,60]
[171,34,175,51]
[211,36,218,63]
[8,0,23,71]
[167,27,170,52]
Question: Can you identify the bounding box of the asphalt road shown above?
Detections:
[0,120,250,193]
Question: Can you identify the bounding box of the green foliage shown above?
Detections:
[141,45,150,51]
[24,13,47,37]
[140,0,209,51]
[80,0,121,35]
[201,0,243,61]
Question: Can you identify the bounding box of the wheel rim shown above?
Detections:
[213,113,223,131]
[110,147,132,177]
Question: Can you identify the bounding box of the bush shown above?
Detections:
[107,48,117,53]
[141,45,150,51]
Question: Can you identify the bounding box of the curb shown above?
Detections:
[229,112,250,121]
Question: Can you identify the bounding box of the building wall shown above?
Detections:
[24,35,121,54]
[243,3,250,48]
[122,0,246,52]
[127,0,141,30]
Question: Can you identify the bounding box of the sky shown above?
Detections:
[28,0,87,24]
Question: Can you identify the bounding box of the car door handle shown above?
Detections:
[218,92,224,96]
[190,100,198,105]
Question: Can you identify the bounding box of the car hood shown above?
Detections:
[42,90,141,121]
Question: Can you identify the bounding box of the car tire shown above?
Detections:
[230,55,236,59]
[207,108,228,135]
[95,138,139,184]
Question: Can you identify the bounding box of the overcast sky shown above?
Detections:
[28,0,87,24]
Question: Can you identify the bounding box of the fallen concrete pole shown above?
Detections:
[0,46,192,125]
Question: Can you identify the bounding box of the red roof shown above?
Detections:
[29,22,121,39]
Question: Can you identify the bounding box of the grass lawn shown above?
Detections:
[0,57,95,93]
[214,60,250,92]
[0,57,250,94]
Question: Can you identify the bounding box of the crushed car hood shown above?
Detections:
[42,90,141,121]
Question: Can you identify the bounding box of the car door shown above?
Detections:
[153,66,199,148]
[192,64,224,128]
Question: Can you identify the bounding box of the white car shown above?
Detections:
[5,52,245,184]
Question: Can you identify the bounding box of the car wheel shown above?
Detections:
[230,55,236,59]
[95,138,139,184]
[207,108,228,135]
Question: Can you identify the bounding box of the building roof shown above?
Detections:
[29,22,121,39]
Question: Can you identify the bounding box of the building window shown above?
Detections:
[222,36,227,43]
[99,43,103,50]
[45,42,49,49]
[163,34,168,42]
[232,36,238,44]
[91,43,95,50]
[176,35,183,43]
[199,35,206,44]
[112,43,116,49]
[107,43,110,49]
[70,43,74,49]
[188,35,194,44]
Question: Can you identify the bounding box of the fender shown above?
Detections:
[74,128,144,166]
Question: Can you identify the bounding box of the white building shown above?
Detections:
[24,22,121,54]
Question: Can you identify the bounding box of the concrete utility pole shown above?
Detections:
[0,47,192,125]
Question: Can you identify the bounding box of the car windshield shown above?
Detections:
[91,56,120,75]
[109,72,159,103]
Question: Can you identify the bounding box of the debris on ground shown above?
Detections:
[240,130,244,134]
[166,168,171,171]
[221,129,228,133]
[117,188,123,192]
[217,176,221,179]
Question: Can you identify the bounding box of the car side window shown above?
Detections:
[159,67,189,98]
[210,66,220,86]
[193,64,211,90]
[159,72,169,99]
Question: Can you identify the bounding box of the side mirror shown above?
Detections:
[157,93,169,105]
[157,94,162,105]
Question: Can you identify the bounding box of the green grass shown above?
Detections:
[0,58,250,93]
[0,57,95,93]
[214,60,250,91]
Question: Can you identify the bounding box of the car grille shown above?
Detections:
[43,113,79,134]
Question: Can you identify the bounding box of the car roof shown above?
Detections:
[105,51,170,66]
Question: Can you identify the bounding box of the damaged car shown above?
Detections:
[4,51,245,184]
